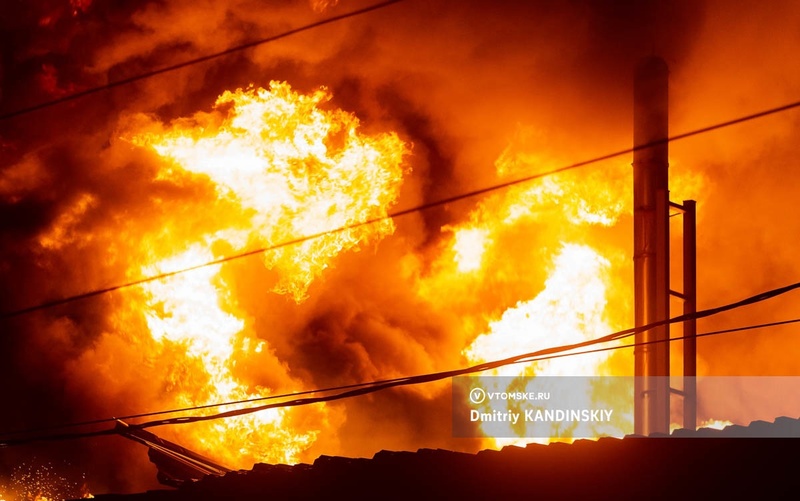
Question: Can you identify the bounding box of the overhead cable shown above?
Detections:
[3,280,799,447]
[0,0,408,121]
[4,99,800,320]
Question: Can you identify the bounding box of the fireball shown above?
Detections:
[117,81,409,467]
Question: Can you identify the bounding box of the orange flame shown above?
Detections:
[129,81,407,300]
[448,226,490,273]
[465,243,614,376]
[107,77,703,465]
[462,244,631,446]
[433,116,707,447]
[413,130,663,447]
[698,418,733,430]
[118,81,409,467]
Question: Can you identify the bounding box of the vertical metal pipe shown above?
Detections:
[633,56,671,435]
[683,200,697,430]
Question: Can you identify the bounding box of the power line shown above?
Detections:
[4,99,800,321]
[0,0,407,121]
[532,317,800,365]
[0,378,384,439]
[6,315,798,441]
[126,280,800,429]
[3,280,799,447]
[3,317,793,447]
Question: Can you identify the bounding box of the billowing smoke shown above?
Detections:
[2,0,799,496]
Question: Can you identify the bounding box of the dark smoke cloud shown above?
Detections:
[5,0,800,496]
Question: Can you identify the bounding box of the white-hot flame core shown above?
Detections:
[465,243,612,376]
[119,81,408,467]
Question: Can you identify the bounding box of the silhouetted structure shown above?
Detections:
[633,56,671,436]
[80,417,800,500]
[115,420,231,488]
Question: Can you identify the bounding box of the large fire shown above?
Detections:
[3,1,800,498]
[421,138,638,446]
[127,81,407,301]
[112,76,652,467]
[118,72,716,463]
[2,75,716,494]
[115,81,408,467]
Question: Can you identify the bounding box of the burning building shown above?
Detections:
[2,0,800,498]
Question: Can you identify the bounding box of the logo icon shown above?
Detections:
[469,387,486,404]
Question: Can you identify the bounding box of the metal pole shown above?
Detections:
[683,200,697,430]
[633,56,671,435]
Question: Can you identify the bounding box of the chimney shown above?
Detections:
[632,56,671,435]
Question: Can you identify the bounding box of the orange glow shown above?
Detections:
[670,418,734,433]
[38,194,97,250]
[0,463,92,501]
[128,81,407,300]
[78,77,702,466]
[463,244,630,446]
[419,116,708,446]
[310,0,339,12]
[449,226,490,273]
[7,1,800,496]
[465,243,613,376]
[416,137,652,446]
[69,0,92,16]
[138,243,317,466]
[118,81,409,467]
[699,418,734,430]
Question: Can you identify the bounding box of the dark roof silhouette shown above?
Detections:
[82,416,800,500]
